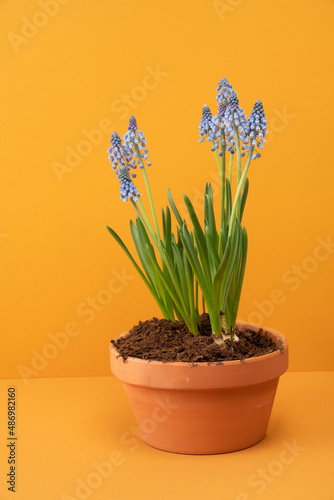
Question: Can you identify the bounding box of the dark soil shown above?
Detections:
[111,314,279,363]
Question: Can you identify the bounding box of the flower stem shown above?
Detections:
[134,143,161,242]
[228,148,254,237]
[233,125,242,219]
[131,199,156,242]
[137,198,152,232]
[211,140,226,229]
[229,153,233,184]
[212,144,221,175]
[220,137,226,229]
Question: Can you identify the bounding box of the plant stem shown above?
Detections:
[212,144,221,175]
[220,137,226,229]
[212,139,226,254]
[211,310,224,340]
[228,148,254,237]
[137,198,152,232]
[134,143,161,241]
[131,199,157,244]
[233,125,242,219]
[229,153,233,184]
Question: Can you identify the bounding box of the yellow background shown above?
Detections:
[1,0,333,380]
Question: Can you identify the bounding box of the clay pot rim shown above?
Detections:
[110,322,289,389]
[110,321,288,368]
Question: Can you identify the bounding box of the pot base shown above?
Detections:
[124,378,279,454]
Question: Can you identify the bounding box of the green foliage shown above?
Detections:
[107,85,266,342]
[107,167,249,340]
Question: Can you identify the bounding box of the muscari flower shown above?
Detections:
[222,91,248,155]
[117,166,141,202]
[108,131,133,173]
[216,77,235,111]
[213,78,246,155]
[199,105,221,151]
[123,115,151,169]
[108,131,141,202]
[243,100,267,160]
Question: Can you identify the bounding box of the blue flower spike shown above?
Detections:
[244,100,268,160]
[117,166,141,202]
[124,116,151,168]
[108,131,133,173]
[108,131,141,202]
[222,92,247,155]
[199,105,221,151]
[216,77,234,108]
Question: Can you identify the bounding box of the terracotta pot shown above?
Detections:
[109,322,288,454]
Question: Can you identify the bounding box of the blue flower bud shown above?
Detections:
[128,115,138,131]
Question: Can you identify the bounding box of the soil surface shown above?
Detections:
[111,314,279,363]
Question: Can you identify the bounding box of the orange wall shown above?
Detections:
[1,0,333,380]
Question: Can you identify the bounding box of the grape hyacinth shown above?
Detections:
[216,77,235,110]
[123,115,151,169]
[117,166,141,202]
[212,79,248,155]
[108,130,141,201]
[108,131,133,174]
[199,105,221,151]
[199,78,268,162]
[243,100,268,159]
[222,92,247,155]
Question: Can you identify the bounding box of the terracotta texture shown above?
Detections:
[109,322,289,454]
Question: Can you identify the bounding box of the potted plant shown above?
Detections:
[107,78,288,455]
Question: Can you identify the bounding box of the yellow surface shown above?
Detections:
[0,372,333,500]
[1,0,334,379]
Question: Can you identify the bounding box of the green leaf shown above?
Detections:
[180,223,210,302]
[131,219,170,309]
[205,225,220,269]
[106,225,150,289]
[175,225,183,249]
[183,245,195,310]
[167,188,183,226]
[183,194,211,283]
[205,187,219,250]
[240,177,249,222]
[161,247,189,313]
[161,208,166,241]
[204,183,210,225]
[164,205,172,254]
[232,227,248,320]
[225,178,232,224]
[146,244,196,332]
[184,194,207,250]
[136,217,155,254]
[213,237,231,306]
[130,220,156,283]
[107,225,169,316]
[172,242,189,310]
[145,244,181,318]
[220,221,242,310]
[218,222,228,259]
[138,212,174,315]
